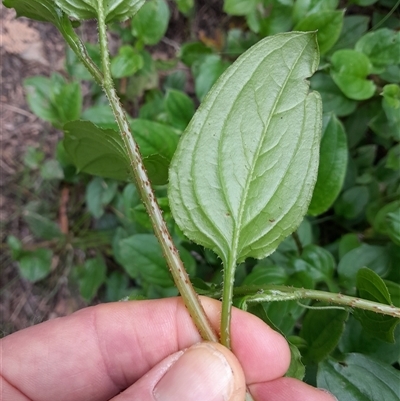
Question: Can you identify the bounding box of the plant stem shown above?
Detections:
[95,7,217,342]
[59,15,103,85]
[232,285,400,318]
[220,257,236,349]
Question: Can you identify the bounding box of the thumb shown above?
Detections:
[112,342,246,401]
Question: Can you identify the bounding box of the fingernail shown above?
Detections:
[153,343,234,401]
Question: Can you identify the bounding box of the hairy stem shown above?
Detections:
[231,285,400,318]
[95,7,217,342]
[220,257,236,349]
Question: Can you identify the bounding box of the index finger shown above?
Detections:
[1,297,290,401]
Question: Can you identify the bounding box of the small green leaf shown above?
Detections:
[7,235,23,260]
[131,0,170,45]
[119,234,196,287]
[286,340,306,380]
[18,248,53,283]
[334,185,369,220]
[24,74,82,128]
[179,41,213,67]
[74,257,107,302]
[55,0,145,22]
[294,10,344,54]
[338,233,361,259]
[223,0,258,16]
[372,200,400,238]
[340,316,400,365]
[355,28,400,74]
[172,0,194,14]
[105,271,131,301]
[300,307,348,363]
[292,0,339,24]
[165,89,195,130]
[354,268,399,343]
[243,265,288,286]
[40,160,64,181]
[23,146,45,170]
[317,353,400,401]
[111,45,144,78]
[329,15,369,52]
[310,73,357,116]
[193,55,231,101]
[23,202,63,241]
[298,244,336,284]
[169,32,322,267]
[330,49,376,100]
[382,84,400,139]
[338,244,391,289]
[308,114,348,215]
[86,177,119,219]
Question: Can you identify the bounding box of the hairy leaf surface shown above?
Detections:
[169,32,322,266]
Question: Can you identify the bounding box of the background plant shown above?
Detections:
[3,0,400,400]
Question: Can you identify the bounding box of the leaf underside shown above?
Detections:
[169,32,322,266]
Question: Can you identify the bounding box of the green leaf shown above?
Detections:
[18,248,53,283]
[23,146,45,170]
[131,0,170,45]
[225,29,259,56]
[165,89,195,130]
[317,353,400,401]
[23,202,63,241]
[40,159,64,181]
[243,265,288,286]
[292,0,339,24]
[73,257,107,302]
[294,10,344,54]
[334,186,369,220]
[372,200,400,238]
[119,234,196,287]
[172,0,194,14]
[355,28,400,74]
[382,84,400,139]
[246,1,293,37]
[300,307,348,363]
[86,177,119,219]
[338,233,361,259]
[24,74,82,128]
[308,114,348,215]
[7,235,23,260]
[193,55,231,101]
[286,340,306,380]
[385,144,400,170]
[64,120,129,181]
[105,271,131,301]
[223,0,258,16]
[340,316,400,365]
[330,50,376,100]
[310,73,357,116]
[338,244,391,289]
[179,41,213,67]
[169,32,322,267]
[55,0,145,22]
[298,244,336,284]
[111,45,144,78]
[354,268,399,343]
[329,15,369,52]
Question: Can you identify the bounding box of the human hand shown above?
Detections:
[1,297,336,401]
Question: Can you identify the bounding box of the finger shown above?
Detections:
[1,297,290,401]
[249,377,338,401]
[110,342,246,401]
